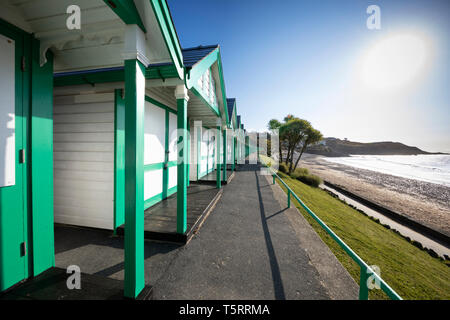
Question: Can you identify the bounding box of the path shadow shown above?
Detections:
[254,170,286,300]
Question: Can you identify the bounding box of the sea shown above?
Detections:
[324,154,450,187]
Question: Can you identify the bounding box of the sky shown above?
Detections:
[168,0,450,153]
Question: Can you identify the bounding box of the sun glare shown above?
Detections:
[361,33,430,90]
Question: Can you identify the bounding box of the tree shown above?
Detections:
[280,118,311,173]
[292,127,323,171]
[267,116,321,174]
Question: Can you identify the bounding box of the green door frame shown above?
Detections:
[114,89,125,230]
[0,21,28,291]
[222,129,227,181]
[0,19,54,292]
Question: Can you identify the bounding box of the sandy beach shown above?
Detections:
[297,154,450,238]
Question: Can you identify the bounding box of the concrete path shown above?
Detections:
[152,164,358,300]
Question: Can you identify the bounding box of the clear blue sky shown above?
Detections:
[168,0,450,153]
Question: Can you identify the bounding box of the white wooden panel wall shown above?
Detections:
[207,130,214,172]
[189,121,199,181]
[168,166,177,189]
[227,133,233,163]
[200,127,208,175]
[53,92,114,230]
[144,102,165,165]
[0,34,15,187]
[168,112,177,162]
[168,112,178,189]
[144,170,163,200]
[144,101,165,201]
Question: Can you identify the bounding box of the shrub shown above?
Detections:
[278,162,288,174]
[296,173,322,188]
[291,167,309,179]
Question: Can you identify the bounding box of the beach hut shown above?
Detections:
[236,115,246,163]
[0,0,233,299]
[226,98,239,171]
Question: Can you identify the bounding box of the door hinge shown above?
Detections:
[21,56,26,72]
[19,149,25,164]
[20,242,26,257]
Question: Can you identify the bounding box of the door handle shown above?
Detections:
[19,149,25,164]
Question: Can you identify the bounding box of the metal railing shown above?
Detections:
[265,165,402,300]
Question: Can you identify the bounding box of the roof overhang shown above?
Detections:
[1,0,183,77]
[185,47,229,128]
[227,98,237,130]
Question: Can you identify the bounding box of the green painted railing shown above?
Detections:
[266,166,402,300]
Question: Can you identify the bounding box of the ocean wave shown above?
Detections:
[324,155,450,187]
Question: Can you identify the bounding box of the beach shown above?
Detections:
[297,154,450,238]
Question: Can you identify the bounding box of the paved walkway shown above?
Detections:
[152,164,358,299]
[51,163,357,300]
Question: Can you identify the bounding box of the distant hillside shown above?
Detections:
[306,138,433,157]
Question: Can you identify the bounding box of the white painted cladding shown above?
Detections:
[0,34,15,187]
[143,100,177,203]
[189,121,199,181]
[199,127,215,177]
[227,133,233,163]
[53,91,115,230]
[144,101,165,201]
[168,112,178,189]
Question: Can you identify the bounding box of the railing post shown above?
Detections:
[272,175,275,185]
[287,190,291,208]
[359,266,369,300]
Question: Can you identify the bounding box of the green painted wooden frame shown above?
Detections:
[150,0,184,79]
[197,127,216,178]
[114,89,125,230]
[0,19,28,291]
[103,0,146,32]
[53,64,179,87]
[143,95,178,210]
[0,18,55,292]
[123,59,145,299]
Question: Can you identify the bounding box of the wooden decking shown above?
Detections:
[198,169,235,185]
[118,184,222,243]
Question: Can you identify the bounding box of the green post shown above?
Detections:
[359,266,369,300]
[273,175,276,185]
[187,119,190,187]
[222,129,227,181]
[124,59,145,299]
[232,135,236,171]
[175,85,189,234]
[287,190,291,208]
[245,136,249,159]
[216,126,222,189]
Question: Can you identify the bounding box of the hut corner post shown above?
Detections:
[175,85,189,234]
[124,59,145,299]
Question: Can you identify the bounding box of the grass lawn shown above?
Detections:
[270,166,450,300]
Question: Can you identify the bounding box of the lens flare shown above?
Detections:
[361,33,430,90]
